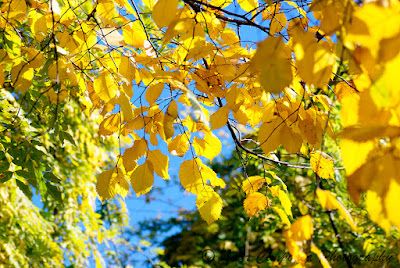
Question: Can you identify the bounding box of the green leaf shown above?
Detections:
[0,171,12,183]
[44,172,61,184]
[16,179,32,199]
[46,181,63,203]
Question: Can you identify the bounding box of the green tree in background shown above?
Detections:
[136,147,400,267]
[0,89,129,266]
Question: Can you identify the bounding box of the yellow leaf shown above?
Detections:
[251,37,293,93]
[210,106,229,130]
[147,149,169,179]
[258,117,282,154]
[118,94,133,122]
[94,71,118,102]
[96,168,115,201]
[123,139,148,171]
[163,100,178,140]
[365,191,391,233]
[339,126,400,142]
[278,189,292,217]
[179,158,225,195]
[335,81,358,102]
[272,207,291,227]
[340,139,374,177]
[96,167,129,201]
[209,0,231,8]
[119,56,136,86]
[192,131,221,161]
[311,243,331,268]
[99,113,120,136]
[123,20,147,48]
[237,0,258,12]
[130,161,154,197]
[244,192,270,218]
[279,124,303,154]
[242,176,270,195]
[292,27,335,88]
[310,151,334,179]
[168,134,190,157]
[196,186,223,224]
[284,215,313,241]
[262,3,281,20]
[145,83,164,105]
[152,0,178,28]
[384,179,400,229]
[269,13,287,35]
[316,189,357,231]
[97,0,118,25]
[11,63,33,94]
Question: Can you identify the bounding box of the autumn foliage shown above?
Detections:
[1,0,400,266]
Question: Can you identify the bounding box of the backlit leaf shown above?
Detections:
[94,71,118,102]
[310,151,334,179]
[196,186,223,224]
[130,161,154,197]
[152,0,178,28]
[244,192,270,218]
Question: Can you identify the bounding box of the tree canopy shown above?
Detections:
[1,0,400,266]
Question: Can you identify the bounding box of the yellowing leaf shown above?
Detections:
[118,94,133,122]
[244,192,270,217]
[163,100,178,140]
[179,158,225,195]
[242,176,270,195]
[269,13,287,35]
[316,189,357,231]
[311,243,331,268]
[310,151,334,179]
[237,0,258,12]
[278,189,292,217]
[251,37,293,93]
[97,0,118,25]
[339,126,400,142]
[11,63,33,94]
[99,113,120,136]
[196,186,223,224]
[96,167,129,201]
[123,20,147,48]
[152,0,178,28]
[94,71,118,102]
[384,179,400,229]
[262,3,281,20]
[366,191,391,233]
[123,139,148,171]
[147,149,169,179]
[210,106,229,130]
[258,117,282,154]
[130,161,154,197]
[145,83,164,105]
[272,207,291,227]
[292,27,335,88]
[335,81,358,102]
[284,215,313,242]
[192,131,221,161]
[119,56,136,86]
[168,134,190,157]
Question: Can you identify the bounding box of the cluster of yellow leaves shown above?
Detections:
[180,158,225,224]
[337,1,400,232]
[241,172,293,227]
[258,97,331,155]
